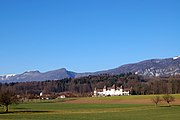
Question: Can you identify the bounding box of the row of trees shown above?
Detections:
[0,74,180,97]
[152,94,175,106]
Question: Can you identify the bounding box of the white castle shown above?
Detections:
[94,85,130,96]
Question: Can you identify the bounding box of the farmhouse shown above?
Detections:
[39,92,52,100]
[94,85,130,96]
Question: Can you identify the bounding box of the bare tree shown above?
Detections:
[151,96,162,106]
[0,90,19,112]
[163,94,175,106]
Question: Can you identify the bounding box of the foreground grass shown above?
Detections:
[0,95,180,120]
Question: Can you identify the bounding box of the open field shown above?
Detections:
[1,94,180,120]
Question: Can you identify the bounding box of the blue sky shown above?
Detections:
[0,0,180,75]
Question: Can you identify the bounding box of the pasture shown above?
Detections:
[1,95,180,120]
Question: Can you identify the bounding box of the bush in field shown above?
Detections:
[163,94,175,106]
[0,90,20,112]
[151,96,162,106]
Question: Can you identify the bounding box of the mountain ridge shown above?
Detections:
[1,56,180,83]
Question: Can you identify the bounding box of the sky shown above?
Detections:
[0,0,180,75]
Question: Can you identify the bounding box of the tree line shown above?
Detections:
[0,73,180,97]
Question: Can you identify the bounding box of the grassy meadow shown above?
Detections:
[1,95,180,120]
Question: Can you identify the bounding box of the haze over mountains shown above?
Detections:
[1,56,180,83]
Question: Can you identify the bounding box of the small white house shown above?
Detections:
[60,95,66,98]
[94,85,130,96]
[40,92,43,97]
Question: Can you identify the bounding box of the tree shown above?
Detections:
[0,90,19,112]
[151,96,162,106]
[163,94,175,106]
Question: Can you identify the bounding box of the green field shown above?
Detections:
[1,95,180,120]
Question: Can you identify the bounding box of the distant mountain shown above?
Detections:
[95,56,180,77]
[0,74,16,81]
[0,68,76,83]
[0,56,180,83]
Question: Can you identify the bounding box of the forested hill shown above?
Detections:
[1,73,180,97]
[94,56,180,77]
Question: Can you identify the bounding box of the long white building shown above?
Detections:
[94,85,130,96]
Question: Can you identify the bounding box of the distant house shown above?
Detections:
[59,95,66,98]
[40,92,43,97]
[94,85,130,96]
[39,92,53,100]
